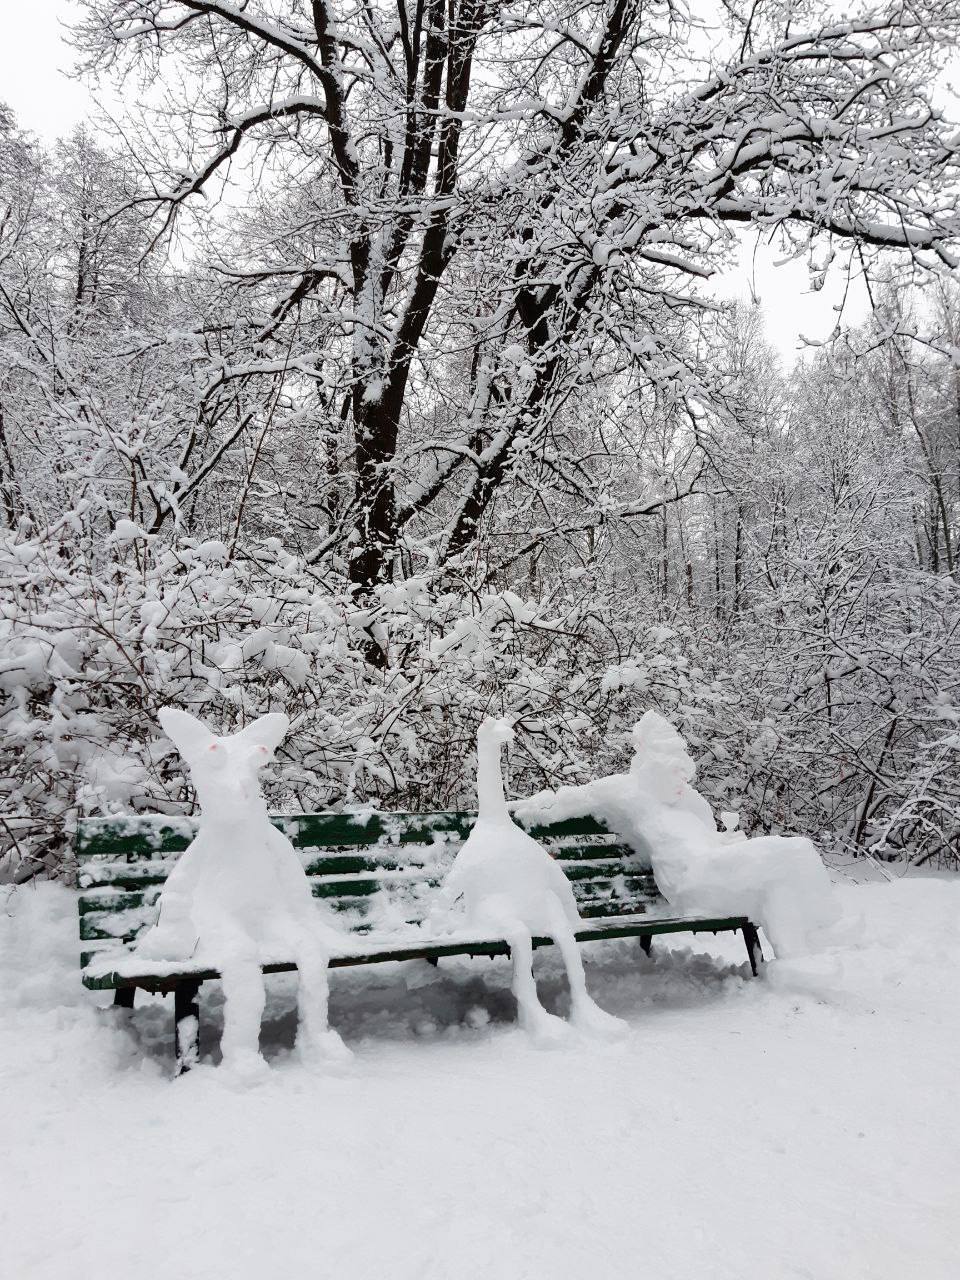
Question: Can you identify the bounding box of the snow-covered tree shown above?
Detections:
[72,1,960,627]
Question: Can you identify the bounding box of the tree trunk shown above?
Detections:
[349,395,400,665]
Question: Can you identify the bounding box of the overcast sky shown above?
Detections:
[2,0,873,365]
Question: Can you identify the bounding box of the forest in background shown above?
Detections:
[1,0,959,878]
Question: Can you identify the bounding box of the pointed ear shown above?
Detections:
[158,707,216,762]
[236,712,289,755]
[631,713,651,755]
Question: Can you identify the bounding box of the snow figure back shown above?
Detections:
[445,718,626,1043]
[136,708,349,1076]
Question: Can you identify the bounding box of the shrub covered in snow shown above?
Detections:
[2,514,958,881]
[0,525,646,878]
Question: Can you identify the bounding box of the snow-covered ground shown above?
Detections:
[2,873,957,1280]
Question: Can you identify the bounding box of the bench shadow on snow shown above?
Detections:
[117,938,754,1069]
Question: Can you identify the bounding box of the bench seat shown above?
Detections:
[82,910,756,991]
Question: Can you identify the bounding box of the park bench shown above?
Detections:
[78,810,764,1071]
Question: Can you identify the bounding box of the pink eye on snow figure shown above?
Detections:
[208,744,218,751]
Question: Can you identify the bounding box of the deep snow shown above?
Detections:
[2,871,958,1280]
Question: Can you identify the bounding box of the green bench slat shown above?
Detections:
[79,888,163,914]
[80,891,385,940]
[78,846,636,894]
[77,819,196,859]
[79,852,411,888]
[79,863,175,889]
[78,872,657,926]
[78,860,654,910]
[76,809,673,984]
[76,811,623,859]
[80,915,154,943]
[305,854,401,876]
[577,899,651,919]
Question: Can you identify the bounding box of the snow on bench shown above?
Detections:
[77,810,763,1065]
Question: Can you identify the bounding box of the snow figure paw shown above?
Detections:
[296,1027,352,1071]
[218,1049,270,1087]
[520,1006,573,1048]
[135,922,196,962]
[570,1000,629,1041]
[764,953,845,1002]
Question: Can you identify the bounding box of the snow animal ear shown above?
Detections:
[158,707,217,764]
[235,712,290,758]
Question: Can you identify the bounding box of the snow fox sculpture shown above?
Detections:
[444,718,626,1043]
[137,708,349,1074]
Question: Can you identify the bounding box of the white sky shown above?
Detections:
[2,2,91,143]
[0,0,873,365]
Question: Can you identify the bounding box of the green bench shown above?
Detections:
[78,810,763,1070]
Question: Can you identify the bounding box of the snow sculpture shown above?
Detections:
[444,718,626,1043]
[137,708,349,1074]
[629,711,841,958]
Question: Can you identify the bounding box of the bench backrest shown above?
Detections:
[77,811,659,966]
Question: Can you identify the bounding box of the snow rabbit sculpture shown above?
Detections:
[444,718,626,1043]
[137,708,349,1074]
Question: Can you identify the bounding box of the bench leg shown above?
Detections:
[742,924,764,977]
[639,935,653,958]
[174,979,202,1075]
[113,986,136,1010]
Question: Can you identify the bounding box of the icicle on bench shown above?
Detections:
[77,811,764,1067]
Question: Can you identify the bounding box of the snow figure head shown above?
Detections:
[475,717,513,824]
[630,711,695,807]
[158,707,289,823]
